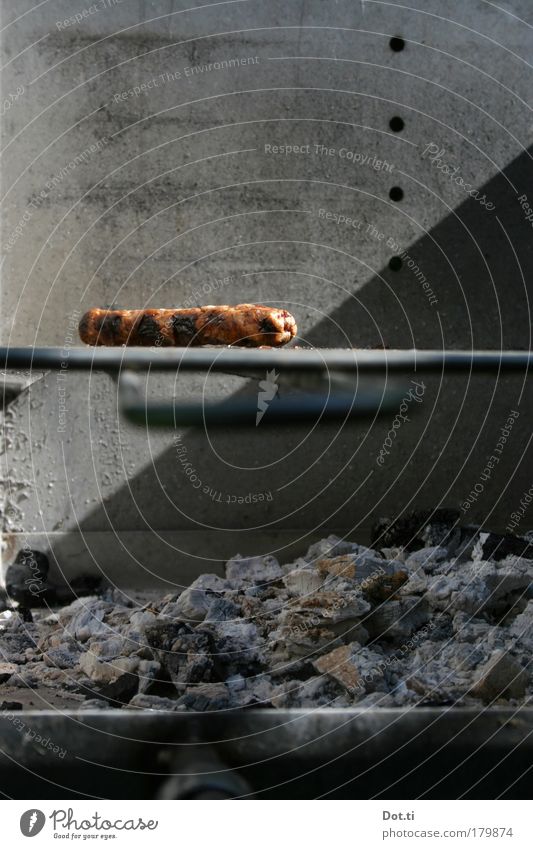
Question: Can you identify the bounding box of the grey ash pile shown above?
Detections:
[1,522,532,712]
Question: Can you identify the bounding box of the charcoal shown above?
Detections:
[452,612,499,644]
[280,590,371,628]
[200,620,262,667]
[470,650,529,701]
[126,609,159,653]
[360,565,410,603]
[372,510,462,552]
[0,662,18,683]
[271,675,350,708]
[10,661,87,693]
[143,617,191,652]
[481,556,533,594]
[398,569,429,596]
[405,547,449,573]
[313,644,363,694]
[2,530,532,712]
[366,596,430,641]
[226,554,284,583]
[304,536,376,563]
[165,588,212,622]
[426,559,532,615]
[225,673,274,707]
[426,614,453,641]
[269,624,343,662]
[145,623,214,692]
[128,694,180,711]
[43,647,81,669]
[100,587,138,607]
[128,610,158,631]
[316,553,388,583]
[56,595,99,622]
[474,532,533,562]
[78,652,140,684]
[509,600,533,650]
[313,643,386,696]
[64,600,117,642]
[175,682,231,711]
[205,597,241,622]
[0,621,39,663]
[379,547,406,562]
[283,564,324,596]
[76,652,140,703]
[402,639,494,704]
[85,635,137,660]
[164,574,231,622]
[272,589,371,661]
[4,549,52,607]
[137,659,162,694]
[90,672,139,704]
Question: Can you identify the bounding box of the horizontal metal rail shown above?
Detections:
[1,346,532,373]
[3,346,531,425]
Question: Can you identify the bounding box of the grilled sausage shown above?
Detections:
[79,304,297,347]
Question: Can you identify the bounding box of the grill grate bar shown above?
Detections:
[1,346,532,373]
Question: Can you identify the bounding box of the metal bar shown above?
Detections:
[0,708,530,768]
[1,346,532,373]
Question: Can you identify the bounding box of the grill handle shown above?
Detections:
[118,371,408,427]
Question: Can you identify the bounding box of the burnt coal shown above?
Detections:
[473,531,533,562]
[5,550,51,607]
[372,510,467,553]
[1,529,532,712]
[4,550,104,609]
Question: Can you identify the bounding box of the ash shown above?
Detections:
[1,521,532,712]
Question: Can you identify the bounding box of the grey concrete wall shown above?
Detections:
[2,0,533,583]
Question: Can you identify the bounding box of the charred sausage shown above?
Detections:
[79,304,297,347]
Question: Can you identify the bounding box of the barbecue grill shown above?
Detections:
[1,346,532,798]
